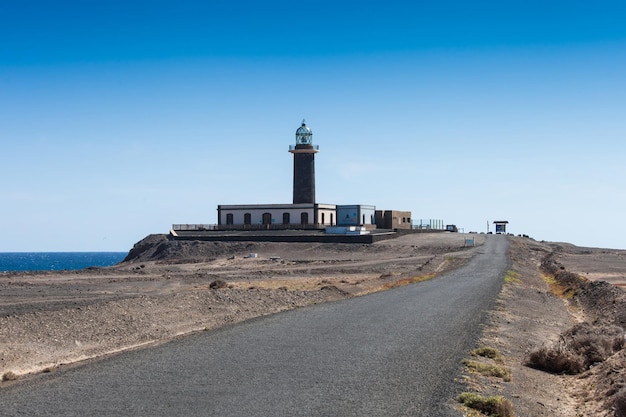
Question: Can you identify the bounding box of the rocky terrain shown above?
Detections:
[2,232,626,416]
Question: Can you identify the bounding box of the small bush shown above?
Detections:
[504,270,521,284]
[209,279,227,289]
[567,323,624,364]
[526,344,586,374]
[2,371,18,381]
[459,392,514,417]
[615,387,626,417]
[463,359,511,381]
[472,346,505,363]
[526,323,624,374]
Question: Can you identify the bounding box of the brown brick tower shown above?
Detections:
[289,120,319,204]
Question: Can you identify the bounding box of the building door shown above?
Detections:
[300,212,309,225]
[282,212,290,225]
[244,213,252,225]
[226,213,234,225]
[262,213,272,225]
[321,213,325,225]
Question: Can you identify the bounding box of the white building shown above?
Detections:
[217,203,337,229]
[336,205,376,227]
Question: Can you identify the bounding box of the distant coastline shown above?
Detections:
[0,252,127,272]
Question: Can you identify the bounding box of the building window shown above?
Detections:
[244,213,252,225]
[362,214,365,225]
[283,212,290,225]
[226,213,234,225]
[330,213,334,225]
[300,212,309,224]
[321,212,325,224]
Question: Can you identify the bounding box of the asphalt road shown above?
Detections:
[0,235,509,416]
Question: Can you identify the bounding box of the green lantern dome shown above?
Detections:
[295,120,313,145]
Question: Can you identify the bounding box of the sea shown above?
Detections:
[0,252,128,272]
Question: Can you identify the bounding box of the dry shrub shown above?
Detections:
[2,371,18,381]
[463,359,512,381]
[472,346,505,363]
[504,270,521,284]
[209,279,228,289]
[615,387,626,417]
[526,323,624,374]
[459,392,514,417]
[527,344,586,374]
[568,324,623,364]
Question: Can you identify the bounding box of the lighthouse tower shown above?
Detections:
[289,120,319,204]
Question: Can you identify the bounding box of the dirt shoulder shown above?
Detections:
[461,238,626,417]
[461,237,580,416]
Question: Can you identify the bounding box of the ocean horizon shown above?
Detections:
[0,252,128,272]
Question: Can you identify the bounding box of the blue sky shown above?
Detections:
[1,1,625,251]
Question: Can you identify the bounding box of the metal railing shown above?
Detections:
[172,223,326,232]
[288,145,319,151]
[172,224,217,231]
[412,219,446,230]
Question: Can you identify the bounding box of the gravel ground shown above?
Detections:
[0,232,479,377]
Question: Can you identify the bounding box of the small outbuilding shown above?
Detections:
[336,205,376,227]
[493,220,509,234]
[375,210,412,230]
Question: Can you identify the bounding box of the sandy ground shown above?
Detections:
[550,242,626,288]
[0,233,478,377]
[2,232,626,416]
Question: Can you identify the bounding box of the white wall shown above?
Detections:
[218,204,336,226]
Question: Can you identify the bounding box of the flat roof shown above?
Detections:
[218,203,337,210]
[336,204,376,209]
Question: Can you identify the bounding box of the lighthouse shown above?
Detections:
[203,120,412,234]
[289,120,319,204]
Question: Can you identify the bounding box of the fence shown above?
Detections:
[172,223,326,232]
[412,219,445,230]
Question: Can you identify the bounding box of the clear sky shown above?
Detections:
[1,1,625,251]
